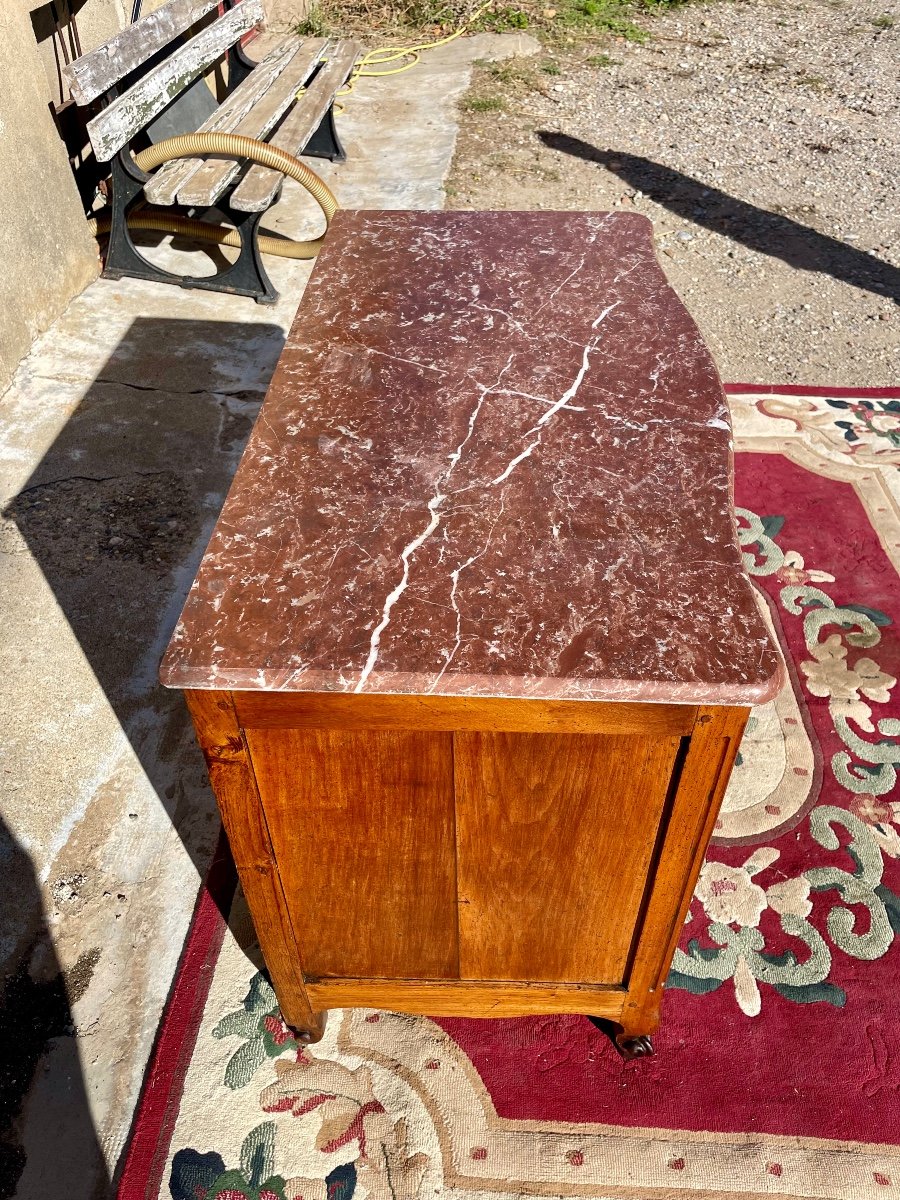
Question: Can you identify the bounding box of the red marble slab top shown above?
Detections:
[161,210,783,704]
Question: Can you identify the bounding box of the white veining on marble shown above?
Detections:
[431,493,506,692]
[354,352,514,691]
[356,296,618,690]
[490,301,620,488]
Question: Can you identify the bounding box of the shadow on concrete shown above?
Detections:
[0,816,107,1199]
[2,316,285,1195]
[537,132,900,305]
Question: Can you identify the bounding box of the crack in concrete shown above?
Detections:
[21,373,267,399]
[11,470,173,498]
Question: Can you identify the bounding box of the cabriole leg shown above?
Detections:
[289,1010,328,1045]
[614,1030,655,1061]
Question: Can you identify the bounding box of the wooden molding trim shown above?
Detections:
[305,977,627,1020]
[232,691,698,736]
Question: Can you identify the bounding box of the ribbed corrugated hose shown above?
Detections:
[88,132,339,260]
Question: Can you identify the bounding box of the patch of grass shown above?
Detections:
[483,55,556,94]
[473,5,531,29]
[294,0,707,54]
[554,0,649,42]
[795,72,830,90]
[587,51,621,65]
[548,0,703,45]
[291,5,330,35]
[461,94,507,111]
[871,12,894,27]
[488,58,537,83]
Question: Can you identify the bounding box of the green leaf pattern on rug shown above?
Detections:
[807,806,895,959]
[214,975,302,1089]
[169,1121,361,1200]
[668,507,900,1016]
[169,1122,288,1200]
[826,397,900,450]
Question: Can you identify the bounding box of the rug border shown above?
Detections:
[724,384,900,398]
[114,385,899,1199]
[115,833,237,1199]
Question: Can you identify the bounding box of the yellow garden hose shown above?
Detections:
[89,208,321,259]
[89,132,339,260]
[330,1,494,106]
[354,2,493,77]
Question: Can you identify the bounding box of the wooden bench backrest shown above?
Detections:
[62,0,221,104]
[62,0,264,162]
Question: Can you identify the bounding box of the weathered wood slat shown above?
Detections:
[86,0,264,162]
[177,37,331,207]
[62,0,221,105]
[230,41,361,213]
[144,35,299,206]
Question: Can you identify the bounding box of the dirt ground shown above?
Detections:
[445,0,899,384]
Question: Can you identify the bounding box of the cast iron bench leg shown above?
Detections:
[304,102,347,163]
[103,150,279,305]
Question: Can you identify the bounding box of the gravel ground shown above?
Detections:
[446,0,899,384]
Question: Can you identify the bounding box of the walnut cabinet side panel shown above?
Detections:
[243,726,459,981]
[453,731,682,984]
[184,689,324,1039]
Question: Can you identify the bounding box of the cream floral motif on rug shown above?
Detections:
[135,389,900,1200]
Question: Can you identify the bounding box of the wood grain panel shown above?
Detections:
[619,705,750,1038]
[232,691,696,736]
[454,732,681,984]
[244,727,458,979]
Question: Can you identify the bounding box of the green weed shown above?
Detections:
[489,58,537,83]
[474,5,530,29]
[462,94,507,111]
[297,0,708,53]
[795,72,829,90]
[291,5,330,35]
[555,0,649,41]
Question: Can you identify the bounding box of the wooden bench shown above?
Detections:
[63,0,361,303]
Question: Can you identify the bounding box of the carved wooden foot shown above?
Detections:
[614,1032,654,1061]
[290,1010,327,1044]
[587,1016,656,1061]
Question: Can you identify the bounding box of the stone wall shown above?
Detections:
[0,1,134,394]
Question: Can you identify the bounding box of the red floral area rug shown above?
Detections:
[118,387,900,1200]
